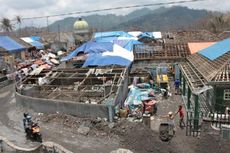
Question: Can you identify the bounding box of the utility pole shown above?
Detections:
[58,24,61,42]
[46,16,49,33]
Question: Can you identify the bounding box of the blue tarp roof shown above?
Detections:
[30,36,41,41]
[94,37,142,51]
[198,38,230,60]
[82,44,134,67]
[113,40,142,51]
[21,37,44,50]
[30,41,44,50]
[83,53,132,67]
[61,41,114,62]
[94,31,134,38]
[137,32,153,39]
[0,36,25,53]
[94,37,118,43]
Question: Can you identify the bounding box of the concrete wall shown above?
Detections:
[0,135,73,153]
[15,90,110,119]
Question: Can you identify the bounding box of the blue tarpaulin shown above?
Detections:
[94,37,118,43]
[61,41,114,62]
[94,31,134,39]
[137,32,153,39]
[83,53,132,67]
[29,41,44,49]
[124,85,154,106]
[198,38,230,60]
[94,37,142,51]
[82,44,134,67]
[0,36,25,53]
[113,40,142,51]
[30,36,41,41]
[21,37,44,50]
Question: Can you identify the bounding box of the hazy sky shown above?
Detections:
[0,0,229,26]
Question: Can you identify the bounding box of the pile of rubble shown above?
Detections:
[36,113,180,153]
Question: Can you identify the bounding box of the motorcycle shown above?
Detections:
[159,122,175,142]
[25,123,42,142]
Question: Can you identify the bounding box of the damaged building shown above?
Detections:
[180,38,230,112]
[180,38,230,134]
[15,66,128,120]
[130,40,191,84]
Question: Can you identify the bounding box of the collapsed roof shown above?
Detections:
[17,66,127,105]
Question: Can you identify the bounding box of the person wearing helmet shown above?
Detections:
[23,113,32,131]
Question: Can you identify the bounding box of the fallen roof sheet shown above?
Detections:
[198,38,230,60]
[188,42,216,54]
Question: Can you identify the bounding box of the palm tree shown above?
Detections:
[15,15,22,36]
[0,17,14,34]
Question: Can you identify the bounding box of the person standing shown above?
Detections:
[175,105,186,128]
[174,79,180,95]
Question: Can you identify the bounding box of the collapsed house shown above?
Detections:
[130,41,191,83]
[15,66,128,119]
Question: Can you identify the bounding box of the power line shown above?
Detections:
[13,0,205,20]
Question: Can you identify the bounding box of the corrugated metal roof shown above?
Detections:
[188,42,216,54]
[198,38,230,60]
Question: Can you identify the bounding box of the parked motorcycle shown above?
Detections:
[25,123,42,142]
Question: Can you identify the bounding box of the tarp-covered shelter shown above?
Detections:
[21,37,44,50]
[128,31,143,38]
[0,36,26,53]
[83,44,134,67]
[61,41,114,62]
[94,31,134,39]
[94,37,142,51]
[113,39,142,51]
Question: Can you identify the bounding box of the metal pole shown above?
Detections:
[183,75,186,96]
[187,87,191,109]
[58,24,61,42]
[179,69,182,83]
[194,94,199,131]
[46,16,49,33]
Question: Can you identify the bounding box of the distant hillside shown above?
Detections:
[114,6,209,31]
[49,8,152,32]
[48,6,210,32]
